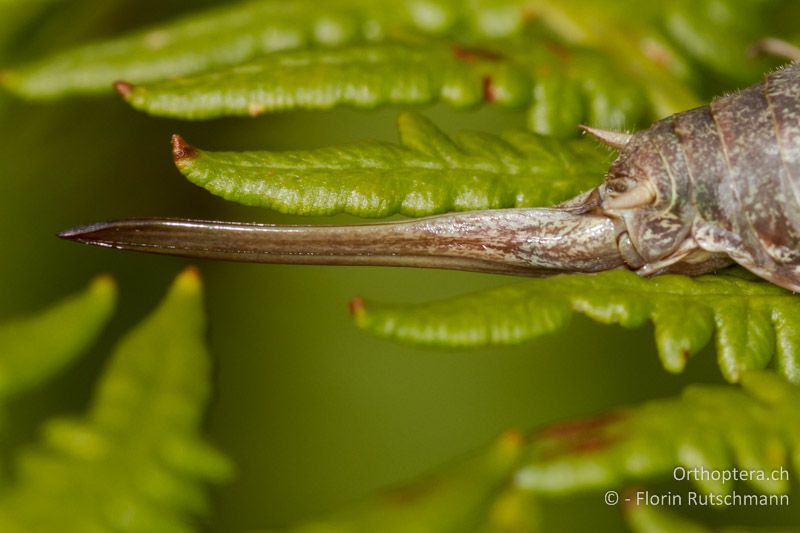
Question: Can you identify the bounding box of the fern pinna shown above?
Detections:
[0,270,232,532]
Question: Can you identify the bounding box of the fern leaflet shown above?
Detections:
[351,269,800,383]
[0,269,233,533]
[118,38,654,135]
[624,505,783,533]
[3,0,782,129]
[282,373,798,531]
[0,276,116,399]
[172,112,606,217]
[283,430,531,533]
[517,372,798,496]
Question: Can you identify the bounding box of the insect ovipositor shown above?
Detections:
[61,63,800,291]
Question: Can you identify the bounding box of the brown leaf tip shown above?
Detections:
[348,296,366,316]
[181,265,203,281]
[498,428,525,452]
[91,274,117,295]
[175,266,204,293]
[171,134,198,162]
[113,80,135,98]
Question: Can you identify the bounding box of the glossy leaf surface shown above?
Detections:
[517,372,798,497]
[119,39,654,135]
[2,0,387,98]
[352,269,800,383]
[174,113,608,217]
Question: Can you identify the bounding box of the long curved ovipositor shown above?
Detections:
[61,63,800,292]
[59,209,624,276]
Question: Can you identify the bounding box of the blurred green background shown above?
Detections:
[1,1,796,531]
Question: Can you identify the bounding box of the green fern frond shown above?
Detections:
[351,269,800,383]
[119,38,653,134]
[173,112,606,217]
[658,0,777,84]
[282,430,531,533]
[118,41,534,119]
[0,276,116,400]
[517,371,798,496]
[0,0,537,99]
[625,505,713,533]
[1,0,386,99]
[104,0,784,128]
[624,504,791,533]
[520,0,777,105]
[4,0,781,123]
[281,373,797,532]
[475,484,540,533]
[0,268,233,533]
[0,0,58,4]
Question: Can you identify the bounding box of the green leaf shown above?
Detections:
[279,374,798,532]
[0,0,541,100]
[173,112,607,217]
[0,268,233,533]
[118,37,653,134]
[474,484,540,533]
[2,0,387,99]
[5,0,780,113]
[624,504,795,533]
[283,430,531,533]
[661,0,777,84]
[97,0,783,127]
[517,0,777,114]
[0,275,116,400]
[118,41,532,119]
[516,371,799,496]
[625,505,713,533]
[351,269,800,383]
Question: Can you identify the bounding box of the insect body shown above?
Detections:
[587,61,800,291]
[61,63,800,291]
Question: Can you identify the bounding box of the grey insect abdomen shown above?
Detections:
[650,63,800,290]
